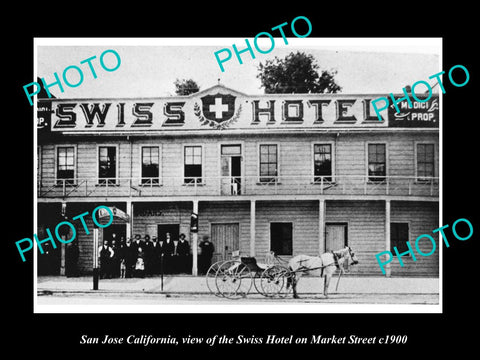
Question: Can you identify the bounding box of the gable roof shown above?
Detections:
[191,83,248,98]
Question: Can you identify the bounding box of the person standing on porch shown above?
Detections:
[65,241,79,277]
[178,233,190,274]
[198,235,214,275]
[98,240,114,279]
[163,232,173,274]
[123,237,136,278]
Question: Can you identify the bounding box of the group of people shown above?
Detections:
[98,233,214,278]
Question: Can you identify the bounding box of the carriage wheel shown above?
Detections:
[252,272,265,296]
[215,260,253,299]
[277,272,294,298]
[205,260,227,297]
[260,265,287,297]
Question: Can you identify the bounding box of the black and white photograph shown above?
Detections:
[6,7,477,356]
[32,38,442,313]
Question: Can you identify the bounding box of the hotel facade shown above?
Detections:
[36,84,440,277]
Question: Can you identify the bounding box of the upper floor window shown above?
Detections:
[368,143,386,182]
[98,146,117,185]
[416,143,435,181]
[259,144,278,183]
[184,145,202,184]
[56,146,75,185]
[314,144,332,182]
[141,146,160,184]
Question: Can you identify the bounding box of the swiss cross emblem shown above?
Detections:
[194,93,242,129]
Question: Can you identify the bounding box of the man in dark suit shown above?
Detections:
[178,233,191,274]
[132,234,143,252]
[123,237,136,278]
[143,235,153,276]
[150,236,161,275]
[163,232,173,274]
[99,240,114,279]
[199,235,214,275]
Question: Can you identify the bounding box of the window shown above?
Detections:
[141,146,159,184]
[417,144,435,181]
[184,146,202,183]
[270,222,292,256]
[221,144,241,156]
[259,144,278,182]
[314,144,332,182]
[391,223,409,254]
[56,146,75,185]
[98,146,117,185]
[368,143,386,182]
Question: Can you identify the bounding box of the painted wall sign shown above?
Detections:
[388,96,439,128]
[45,84,439,133]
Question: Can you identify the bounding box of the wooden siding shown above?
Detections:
[37,199,439,276]
[198,201,251,255]
[37,131,439,277]
[326,200,386,276]
[38,132,439,190]
[390,201,439,276]
[254,200,319,258]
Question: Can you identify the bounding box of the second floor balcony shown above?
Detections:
[37,175,439,200]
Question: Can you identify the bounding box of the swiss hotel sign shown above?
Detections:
[38,85,439,132]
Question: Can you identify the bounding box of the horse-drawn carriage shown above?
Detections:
[205,246,358,299]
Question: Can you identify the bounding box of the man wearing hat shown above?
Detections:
[143,234,153,276]
[132,234,143,252]
[163,232,173,274]
[198,235,214,275]
[150,236,162,275]
[123,237,136,278]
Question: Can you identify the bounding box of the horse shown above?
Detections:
[287,246,359,298]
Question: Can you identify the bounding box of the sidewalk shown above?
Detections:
[36,275,440,295]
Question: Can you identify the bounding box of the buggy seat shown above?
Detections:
[240,257,266,272]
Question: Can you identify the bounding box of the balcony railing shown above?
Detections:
[37,175,439,199]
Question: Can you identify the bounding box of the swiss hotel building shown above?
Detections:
[36,84,440,277]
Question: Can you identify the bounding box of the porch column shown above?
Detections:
[319,199,325,255]
[385,199,391,277]
[126,200,132,240]
[60,236,66,276]
[250,200,256,257]
[192,200,199,276]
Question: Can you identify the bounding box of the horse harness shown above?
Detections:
[296,251,341,276]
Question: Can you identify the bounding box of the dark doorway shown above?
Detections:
[270,222,293,256]
[157,224,180,241]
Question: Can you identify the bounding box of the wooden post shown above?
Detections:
[385,199,391,277]
[60,237,66,276]
[126,200,132,240]
[93,228,99,290]
[319,199,325,255]
[250,200,256,257]
[192,200,199,276]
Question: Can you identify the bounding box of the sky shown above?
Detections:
[35,38,441,99]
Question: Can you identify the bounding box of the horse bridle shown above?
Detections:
[346,246,359,265]
[332,247,358,266]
